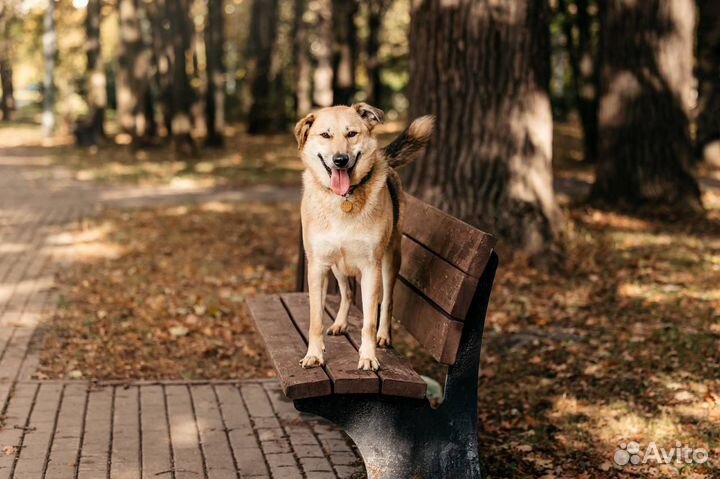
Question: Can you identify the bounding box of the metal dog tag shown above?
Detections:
[341,199,353,213]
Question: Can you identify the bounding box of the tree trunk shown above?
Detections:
[117,0,152,144]
[293,0,312,116]
[591,0,701,211]
[42,0,56,137]
[247,0,286,134]
[84,0,106,143]
[404,0,563,256]
[168,0,196,155]
[205,0,225,146]
[311,0,333,107]
[366,0,387,107]
[0,6,15,122]
[697,0,720,166]
[558,0,600,163]
[331,0,358,105]
[147,0,173,136]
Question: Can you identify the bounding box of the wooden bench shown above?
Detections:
[247,194,498,479]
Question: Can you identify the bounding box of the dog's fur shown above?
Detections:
[294,103,433,370]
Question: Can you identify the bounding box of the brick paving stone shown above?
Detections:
[76,386,112,479]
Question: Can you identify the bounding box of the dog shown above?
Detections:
[294,102,433,370]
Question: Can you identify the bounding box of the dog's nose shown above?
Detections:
[332,154,350,168]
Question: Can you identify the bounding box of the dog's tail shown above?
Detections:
[381,115,434,169]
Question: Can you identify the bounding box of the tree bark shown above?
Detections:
[42,0,56,137]
[331,0,358,105]
[591,0,701,211]
[0,5,15,121]
[167,0,196,154]
[558,0,600,163]
[404,0,563,256]
[247,0,286,134]
[147,0,173,136]
[311,0,333,107]
[117,0,152,144]
[205,0,225,146]
[293,0,312,116]
[83,0,106,143]
[697,0,720,166]
[366,0,387,107]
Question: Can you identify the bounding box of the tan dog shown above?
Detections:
[294,103,433,370]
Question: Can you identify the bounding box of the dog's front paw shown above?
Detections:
[300,354,324,368]
[376,334,391,348]
[357,356,379,371]
[326,322,348,335]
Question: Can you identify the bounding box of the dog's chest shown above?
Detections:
[309,221,385,274]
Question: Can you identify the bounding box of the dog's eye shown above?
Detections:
[346,131,358,139]
[320,132,331,139]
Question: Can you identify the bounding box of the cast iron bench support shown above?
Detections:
[295,253,497,479]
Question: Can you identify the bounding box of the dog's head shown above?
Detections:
[294,103,384,197]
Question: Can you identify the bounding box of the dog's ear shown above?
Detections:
[352,103,384,130]
[294,113,315,149]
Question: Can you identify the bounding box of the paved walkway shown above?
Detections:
[0,155,361,479]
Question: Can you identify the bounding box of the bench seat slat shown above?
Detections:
[325,296,427,399]
[394,279,465,364]
[247,296,332,399]
[280,293,380,395]
[403,194,496,278]
[400,235,479,320]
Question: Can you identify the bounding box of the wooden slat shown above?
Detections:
[403,194,496,278]
[325,296,427,399]
[247,295,332,399]
[280,293,380,395]
[394,279,465,364]
[400,235,479,319]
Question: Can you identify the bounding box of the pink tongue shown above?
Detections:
[330,169,350,196]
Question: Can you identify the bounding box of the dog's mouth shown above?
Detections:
[318,152,361,196]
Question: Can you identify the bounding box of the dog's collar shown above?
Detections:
[344,164,375,197]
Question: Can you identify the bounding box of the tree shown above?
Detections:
[403,0,563,256]
[247,0,286,134]
[0,4,15,121]
[117,0,152,144]
[366,0,388,107]
[167,0,196,154]
[697,0,720,165]
[81,0,106,143]
[311,0,333,107]
[293,0,312,116]
[42,0,56,137]
[591,0,701,210]
[557,0,600,163]
[331,0,358,105]
[205,0,226,146]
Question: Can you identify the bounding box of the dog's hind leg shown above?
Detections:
[327,266,351,335]
[378,236,400,348]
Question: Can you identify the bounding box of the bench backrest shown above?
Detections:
[296,193,496,365]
